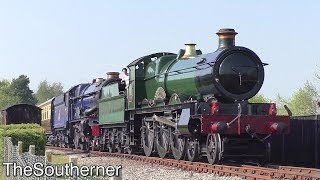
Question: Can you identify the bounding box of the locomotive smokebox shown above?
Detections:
[106,72,119,79]
[216,28,238,49]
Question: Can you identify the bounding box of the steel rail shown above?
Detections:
[46,146,320,180]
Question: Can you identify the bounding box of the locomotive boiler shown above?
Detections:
[144,29,264,103]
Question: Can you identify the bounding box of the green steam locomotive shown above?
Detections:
[95,28,289,164]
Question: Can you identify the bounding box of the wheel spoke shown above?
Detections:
[178,139,184,152]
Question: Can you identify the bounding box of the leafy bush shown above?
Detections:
[248,93,271,103]
[4,128,46,155]
[0,124,42,131]
[0,124,46,176]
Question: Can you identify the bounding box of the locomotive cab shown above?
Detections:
[126,52,176,109]
[98,72,126,125]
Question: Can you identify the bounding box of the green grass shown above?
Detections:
[49,154,108,179]
[51,154,69,164]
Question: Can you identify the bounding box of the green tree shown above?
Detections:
[0,80,20,109]
[248,93,270,103]
[10,75,37,105]
[288,81,319,116]
[274,93,290,115]
[35,80,64,104]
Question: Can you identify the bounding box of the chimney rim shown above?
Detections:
[184,43,197,46]
[106,72,120,75]
[216,28,238,35]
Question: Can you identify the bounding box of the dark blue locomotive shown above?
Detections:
[51,78,107,149]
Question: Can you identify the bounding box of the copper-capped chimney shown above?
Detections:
[106,72,119,79]
[216,28,238,49]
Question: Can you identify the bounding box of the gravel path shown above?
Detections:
[49,149,242,180]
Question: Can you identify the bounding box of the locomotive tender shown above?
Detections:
[49,28,290,164]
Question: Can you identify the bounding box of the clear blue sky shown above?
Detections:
[0,1,319,99]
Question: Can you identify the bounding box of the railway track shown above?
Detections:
[46,146,320,180]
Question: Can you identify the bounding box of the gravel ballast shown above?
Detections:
[49,149,242,180]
